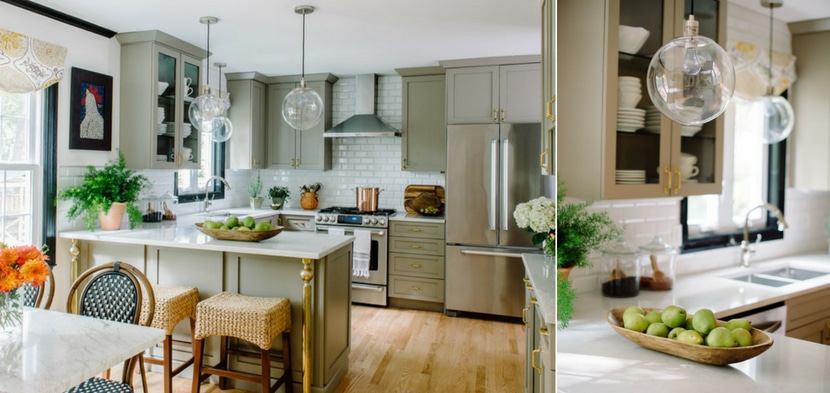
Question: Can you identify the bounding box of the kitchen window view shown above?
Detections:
[174,139,226,203]
[683,96,787,252]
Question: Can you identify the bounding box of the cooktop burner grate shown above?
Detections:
[318,207,396,216]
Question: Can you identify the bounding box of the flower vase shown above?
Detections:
[0,288,23,338]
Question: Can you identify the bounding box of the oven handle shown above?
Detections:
[317,227,385,236]
[352,283,385,291]
[460,249,525,259]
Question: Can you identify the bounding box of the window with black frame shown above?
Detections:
[682,98,787,253]
[174,140,226,204]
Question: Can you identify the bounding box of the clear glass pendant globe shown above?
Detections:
[211,117,234,142]
[755,95,794,144]
[646,35,735,125]
[189,93,230,133]
[282,86,323,131]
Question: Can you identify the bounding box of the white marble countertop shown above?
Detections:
[0,308,165,393]
[558,253,830,392]
[59,222,353,260]
[522,254,556,325]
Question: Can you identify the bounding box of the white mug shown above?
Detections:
[679,165,699,179]
[680,152,697,166]
[184,77,193,97]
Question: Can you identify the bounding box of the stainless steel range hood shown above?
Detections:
[324,74,400,138]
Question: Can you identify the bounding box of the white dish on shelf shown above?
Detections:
[617,125,642,132]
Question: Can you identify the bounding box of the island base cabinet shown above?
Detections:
[75,240,352,393]
[786,286,830,346]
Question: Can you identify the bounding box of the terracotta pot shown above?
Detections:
[558,266,575,281]
[98,202,127,231]
[300,192,318,210]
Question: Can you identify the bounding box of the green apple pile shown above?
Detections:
[201,216,274,232]
[622,305,754,347]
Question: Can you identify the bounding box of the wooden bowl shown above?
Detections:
[195,223,283,242]
[606,307,774,365]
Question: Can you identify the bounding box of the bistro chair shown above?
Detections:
[192,291,293,393]
[65,261,156,393]
[20,265,55,309]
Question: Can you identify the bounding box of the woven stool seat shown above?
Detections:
[140,285,199,333]
[195,291,291,350]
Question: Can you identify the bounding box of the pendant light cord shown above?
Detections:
[768,5,774,89]
[301,11,306,79]
[206,21,211,89]
[690,0,694,15]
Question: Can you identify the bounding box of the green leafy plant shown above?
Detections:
[556,180,624,269]
[267,186,291,201]
[57,151,150,231]
[248,171,263,198]
[557,275,577,330]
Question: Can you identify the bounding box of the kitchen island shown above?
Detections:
[555,254,830,392]
[59,221,354,393]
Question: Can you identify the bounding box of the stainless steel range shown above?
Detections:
[315,207,395,306]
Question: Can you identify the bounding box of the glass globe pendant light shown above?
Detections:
[211,62,234,142]
[282,5,324,131]
[646,1,735,125]
[189,16,230,135]
[754,0,794,144]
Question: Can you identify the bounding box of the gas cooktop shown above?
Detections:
[318,207,396,216]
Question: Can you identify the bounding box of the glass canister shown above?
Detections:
[141,193,162,223]
[161,191,178,221]
[599,241,640,298]
[639,236,676,291]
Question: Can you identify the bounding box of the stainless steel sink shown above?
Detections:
[727,267,828,287]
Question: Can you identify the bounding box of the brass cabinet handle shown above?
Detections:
[540,325,549,337]
[532,346,542,374]
[539,149,549,169]
[409,263,423,269]
[673,166,681,195]
[530,296,538,306]
[546,96,556,122]
[523,277,530,283]
[401,157,407,170]
[492,109,498,123]
[500,109,505,123]
[409,228,423,232]
[663,166,671,195]
[409,286,423,292]
[522,306,529,326]
[408,245,424,249]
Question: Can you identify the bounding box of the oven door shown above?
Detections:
[316,225,388,287]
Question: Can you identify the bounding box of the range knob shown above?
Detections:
[370,218,378,225]
[378,219,386,226]
[316,215,323,222]
[325,215,334,223]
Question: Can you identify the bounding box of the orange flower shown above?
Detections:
[0,244,50,292]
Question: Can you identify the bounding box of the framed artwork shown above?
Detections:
[69,67,112,150]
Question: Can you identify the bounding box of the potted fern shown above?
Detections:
[248,170,263,209]
[57,151,150,231]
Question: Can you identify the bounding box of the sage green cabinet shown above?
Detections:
[443,59,541,125]
[266,74,336,170]
[541,0,555,176]
[388,220,445,311]
[116,30,206,170]
[226,72,267,169]
[524,277,554,393]
[397,67,446,172]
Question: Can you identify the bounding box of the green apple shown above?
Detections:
[645,310,663,325]
[706,327,737,347]
[732,328,753,347]
[225,216,239,229]
[623,313,649,333]
[676,330,704,345]
[623,306,645,317]
[646,322,670,338]
[725,319,752,332]
[685,315,695,330]
[693,308,717,335]
[242,216,256,229]
[668,327,685,340]
[661,305,687,328]
[254,221,273,231]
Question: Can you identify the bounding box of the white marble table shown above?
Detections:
[0,308,165,393]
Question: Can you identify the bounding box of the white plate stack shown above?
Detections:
[157,107,165,124]
[680,125,702,137]
[183,123,192,138]
[616,169,646,184]
[617,77,644,132]
[644,106,661,133]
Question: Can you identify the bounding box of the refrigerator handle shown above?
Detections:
[460,249,526,259]
[490,139,498,231]
[502,138,509,231]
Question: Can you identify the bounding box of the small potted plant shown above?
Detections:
[57,151,150,231]
[268,186,290,210]
[248,170,263,209]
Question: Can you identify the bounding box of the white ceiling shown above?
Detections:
[25,0,830,78]
[29,0,541,77]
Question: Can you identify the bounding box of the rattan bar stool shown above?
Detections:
[140,285,200,393]
[191,291,293,393]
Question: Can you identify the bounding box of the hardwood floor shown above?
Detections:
[126,305,526,393]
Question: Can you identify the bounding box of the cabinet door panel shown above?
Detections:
[500,63,541,123]
[267,84,297,169]
[446,66,498,124]
[402,75,446,171]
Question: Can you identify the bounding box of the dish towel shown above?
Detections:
[353,229,372,278]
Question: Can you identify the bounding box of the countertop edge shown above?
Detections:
[522,254,556,325]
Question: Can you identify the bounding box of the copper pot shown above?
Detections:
[355,187,382,212]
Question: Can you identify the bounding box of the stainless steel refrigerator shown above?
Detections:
[445,123,541,318]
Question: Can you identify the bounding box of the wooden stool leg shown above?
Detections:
[283,332,292,393]
[218,336,228,389]
[163,334,173,393]
[191,338,204,393]
[260,348,270,393]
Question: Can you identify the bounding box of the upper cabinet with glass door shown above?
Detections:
[116,31,206,170]
[558,0,725,200]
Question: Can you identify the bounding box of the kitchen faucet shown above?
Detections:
[740,203,788,268]
[203,176,231,213]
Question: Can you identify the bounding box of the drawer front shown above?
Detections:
[389,237,445,256]
[390,221,445,239]
[389,253,445,279]
[280,215,315,232]
[389,275,445,302]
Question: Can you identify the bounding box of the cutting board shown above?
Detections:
[404,185,445,213]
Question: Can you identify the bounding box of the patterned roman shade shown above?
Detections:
[728,40,797,99]
[0,28,67,94]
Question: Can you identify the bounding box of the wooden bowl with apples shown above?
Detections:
[606,307,774,365]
